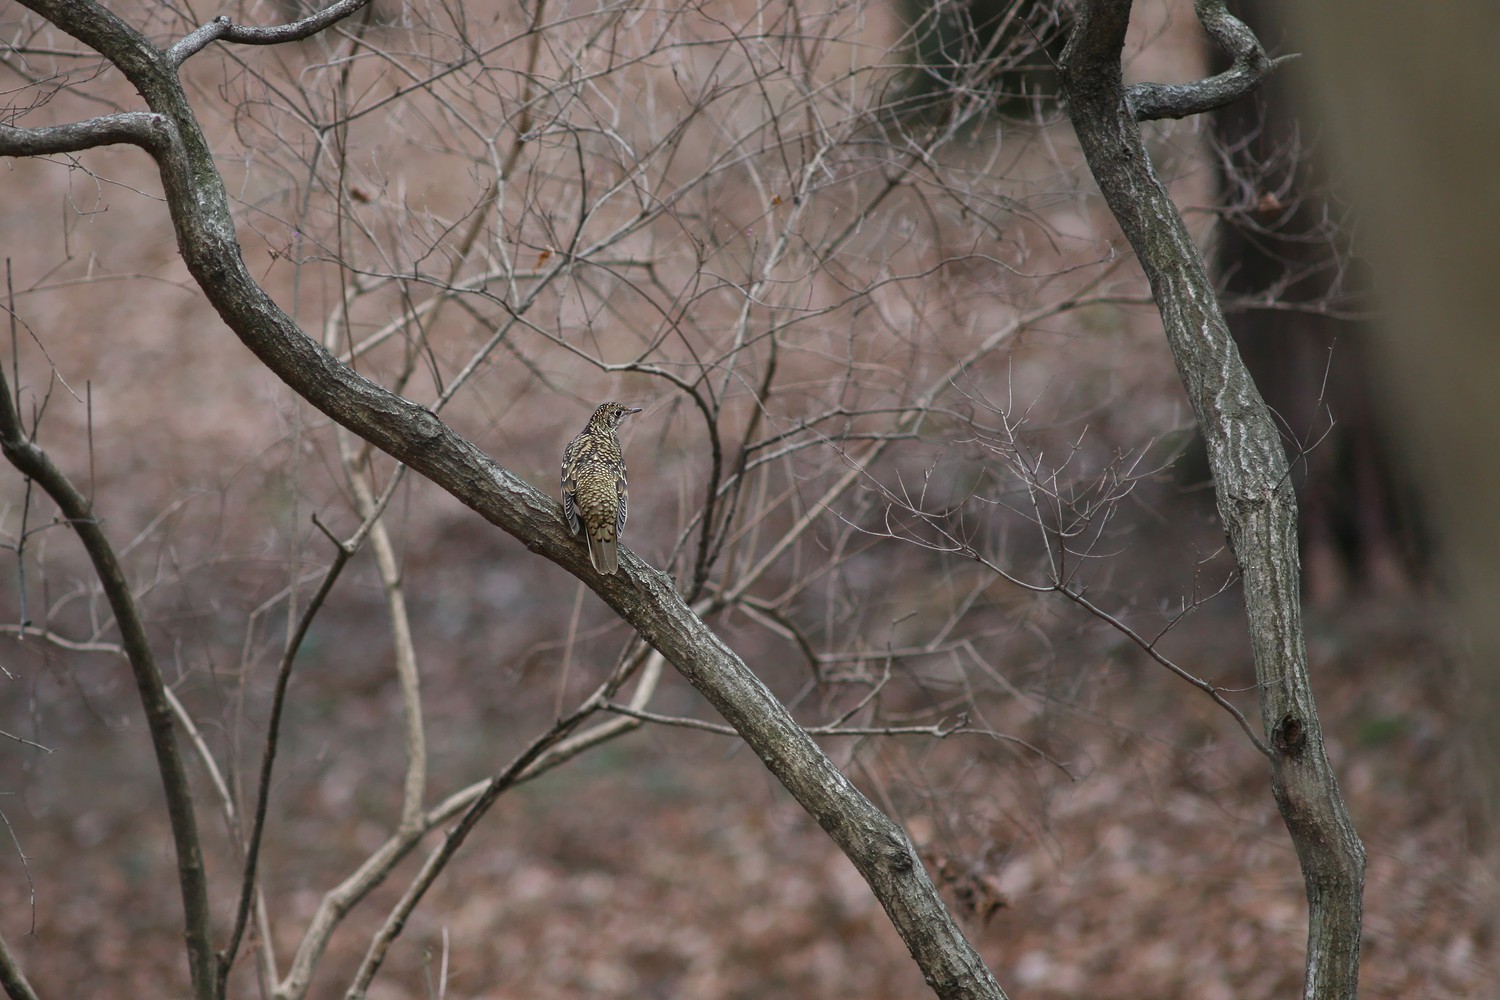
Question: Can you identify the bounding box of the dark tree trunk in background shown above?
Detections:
[1212,0,1425,604]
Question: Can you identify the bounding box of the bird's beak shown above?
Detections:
[626,407,643,415]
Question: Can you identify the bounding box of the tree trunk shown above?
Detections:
[1058,2,1366,997]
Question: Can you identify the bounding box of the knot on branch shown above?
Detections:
[885,833,916,873]
[405,405,446,443]
[1217,480,1299,528]
[1272,714,1306,756]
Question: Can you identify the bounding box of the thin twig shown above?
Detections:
[0,802,38,934]
[0,347,216,1000]
[218,530,356,994]
[343,691,610,998]
[599,702,1073,775]
[274,650,664,1000]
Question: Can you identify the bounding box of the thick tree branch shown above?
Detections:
[1124,0,1292,121]
[1059,2,1366,999]
[6,1,1007,997]
[0,931,41,1000]
[0,113,167,157]
[167,0,374,65]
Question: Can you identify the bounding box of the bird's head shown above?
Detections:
[590,401,643,431]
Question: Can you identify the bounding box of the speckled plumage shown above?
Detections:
[561,402,641,575]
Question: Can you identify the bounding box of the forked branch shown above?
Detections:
[1,3,1009,998]
[0,360,214,999]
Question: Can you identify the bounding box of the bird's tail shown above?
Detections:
[587,531,619,575]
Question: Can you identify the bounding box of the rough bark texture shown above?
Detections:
[0,2,1008,997]
[1058,2,1366,998]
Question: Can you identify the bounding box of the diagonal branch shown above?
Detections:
[0,932,41,1000]
[217,529,356,996]
[4,2,1010,997]
[343,691,605,1000]
[273,651,666,1000]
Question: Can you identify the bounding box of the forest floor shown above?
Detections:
[4,591,1493,999]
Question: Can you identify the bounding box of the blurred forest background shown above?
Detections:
[0,0,1491,997]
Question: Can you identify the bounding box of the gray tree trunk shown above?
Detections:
[1058,2,1366,998]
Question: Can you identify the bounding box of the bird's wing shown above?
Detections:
[561,442,582,534]
[617,473,629,533]
[562,483,581,534]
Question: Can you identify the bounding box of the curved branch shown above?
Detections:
[0,363,214,1000]
[1125,0,1294,122]
[168,0,375,66]
[0,112,167,157]
[8,1,1008,997]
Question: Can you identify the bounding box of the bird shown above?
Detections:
[561,401,642,575]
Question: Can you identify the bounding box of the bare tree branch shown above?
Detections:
[0,354,214,1000]
[600,701,1070,770]
[0,931,41,1000]
[273,650,666,1000]
[1,2,1011,997]
[0,727,51,753]
[343,692,605,1000]
[1060,2,1366,997]
[167,0,376,66]
[0,113,166,157]
[217,528,356,995]
[1126,0,1295,122]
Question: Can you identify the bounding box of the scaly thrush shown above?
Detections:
[561,401,641,575]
